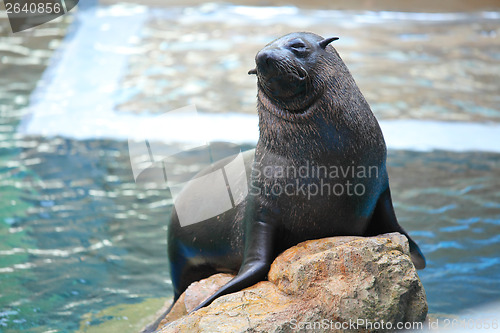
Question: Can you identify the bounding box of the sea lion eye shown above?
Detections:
[290,42,306,50]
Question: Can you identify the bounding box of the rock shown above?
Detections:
[155,273,235,328]
[153,233,427,332]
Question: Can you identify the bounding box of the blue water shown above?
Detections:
[1,3,500,332]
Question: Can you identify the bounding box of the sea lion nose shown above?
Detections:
[256,50,276,71]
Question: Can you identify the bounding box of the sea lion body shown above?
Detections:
[167,32,426,310]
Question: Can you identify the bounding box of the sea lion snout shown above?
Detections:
[253,47,307,101]
[255,49,278,74]
[255,48,298,78]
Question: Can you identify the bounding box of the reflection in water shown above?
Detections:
[0,3,499,331]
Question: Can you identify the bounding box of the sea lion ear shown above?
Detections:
[248,68,257,75]
[318,37,339,49]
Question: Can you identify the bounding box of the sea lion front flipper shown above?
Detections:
[367,186,426,269]
[192,219,277,312]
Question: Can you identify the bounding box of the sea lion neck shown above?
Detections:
[256,97,342,161]
[256,87,322,121]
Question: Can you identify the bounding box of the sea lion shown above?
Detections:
[166,32,426,313]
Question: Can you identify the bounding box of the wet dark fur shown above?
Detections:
[164,32,426,320]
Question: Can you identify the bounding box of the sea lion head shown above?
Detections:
[249,32,339,116]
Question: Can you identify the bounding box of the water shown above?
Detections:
[1,3,499,332]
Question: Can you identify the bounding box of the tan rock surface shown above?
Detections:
[154,233,427,332]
